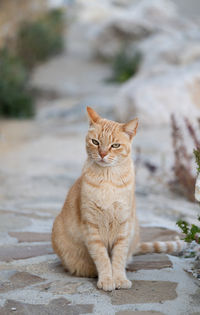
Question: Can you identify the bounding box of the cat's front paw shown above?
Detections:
[114,276,132,289]
[97,276,115,291]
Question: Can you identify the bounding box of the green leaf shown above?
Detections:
[108,49,142,83]
[194,149,200,174]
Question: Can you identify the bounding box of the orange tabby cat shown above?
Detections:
[52,107,185,291]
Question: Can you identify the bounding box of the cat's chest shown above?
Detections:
[94,184,131,206]
[83,176,132,202]
[81,165,134,220]
[82,181,133,223]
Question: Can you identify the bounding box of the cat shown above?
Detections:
[52,107,185,291]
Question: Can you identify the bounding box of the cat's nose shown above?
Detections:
[99,151,107,159]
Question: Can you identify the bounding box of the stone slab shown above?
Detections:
[103,280,177,305]
[8,232,51,243]
[37,280,83,295]
[0,244,53,262]
[140,227,182,242]
[0,271,44,293]
[126,254,172,271]
[0,299,94,315]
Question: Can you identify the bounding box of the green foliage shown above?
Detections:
[194,149,200,174]
[0,49,34,118]
[0,9,65,118]
[176,147,200,257]
[176,218,200,244]
[16,9,64,69]
[108,49,142,83]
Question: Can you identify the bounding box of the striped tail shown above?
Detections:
[136,237,187,255]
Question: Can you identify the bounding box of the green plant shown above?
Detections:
[16,9,64,69]
[176,218,200,244]
[0,9,65,118]
[108,49,142,83]
[176,147,200,257]
[194,149,200,174]
[0,49,34,118]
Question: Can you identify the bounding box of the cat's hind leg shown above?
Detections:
[52,214,97,277]
[127,216,140,261]
[61,241,97,278]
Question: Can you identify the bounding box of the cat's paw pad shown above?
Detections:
[114,277,132,289]
[97,277,115,291]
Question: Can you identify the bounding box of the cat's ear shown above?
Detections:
[87,107,100,124]
[123,118,138,140]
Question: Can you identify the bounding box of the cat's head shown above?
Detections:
[86,107,138,167]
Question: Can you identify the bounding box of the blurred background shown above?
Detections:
[0,0,200,237]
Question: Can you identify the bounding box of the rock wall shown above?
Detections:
[75,0,200,125]
[0,0,48,47]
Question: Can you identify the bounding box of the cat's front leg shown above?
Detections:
[111,224,132,289]
[83,221,115,291]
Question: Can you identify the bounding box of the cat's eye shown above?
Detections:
[92,139,99,146]
[111,143,120,148]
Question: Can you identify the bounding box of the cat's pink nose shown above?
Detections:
[99,151,107,159]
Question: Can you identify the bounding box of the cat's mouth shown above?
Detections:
[95,159,109,166]
[96,158,114,167]
[99,159,108,164]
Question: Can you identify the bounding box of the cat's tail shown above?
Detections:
[135,237,187,255]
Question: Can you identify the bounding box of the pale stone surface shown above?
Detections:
[116,311,165,315]
[8,232,51,243]
[0,214,31,233]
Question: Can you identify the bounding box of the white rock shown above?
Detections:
[74,0,200,62]
[137,30,200,72]
[115,63,200,125]
[195,173,200,202]
[48,0,65,8]
[86,0,180,58]
[76,0,121,24]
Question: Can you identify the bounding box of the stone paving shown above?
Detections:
[0,6,200,315]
